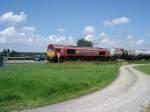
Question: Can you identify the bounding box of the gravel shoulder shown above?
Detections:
[5,60,47,64]
[21,64,150,112]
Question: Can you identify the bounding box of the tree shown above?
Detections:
[0,56,4,66]
[2,49,7,56]
[10,50,18,57]
[77,38,93,47]
[2,49,10,57]
[0,51,4,66]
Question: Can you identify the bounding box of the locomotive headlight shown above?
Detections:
[47,48,55,58]
[47,51,55,58]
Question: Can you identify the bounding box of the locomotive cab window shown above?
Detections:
[56,48,60,52]
[48,48,54,51]
[67,49,76,54]
[99,52,105,55]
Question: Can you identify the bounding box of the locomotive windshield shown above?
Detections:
[48,48,54,51]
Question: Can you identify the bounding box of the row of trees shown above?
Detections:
[1,49,19,57]
[1,49,46,57]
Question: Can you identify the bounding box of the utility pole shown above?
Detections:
[57,52,60,63]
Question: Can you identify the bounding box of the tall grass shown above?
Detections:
[0,63,120,112]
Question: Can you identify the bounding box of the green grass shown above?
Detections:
[135,64,150,75]
[0,62,120,112]
[127,60,150,64]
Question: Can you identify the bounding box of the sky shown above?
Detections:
[0,0,150,52]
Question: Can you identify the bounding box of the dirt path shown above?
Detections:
[21,64,150,112]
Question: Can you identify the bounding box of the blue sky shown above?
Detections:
[0,0,150,51]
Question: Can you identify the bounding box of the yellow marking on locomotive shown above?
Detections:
[47,51,55,58]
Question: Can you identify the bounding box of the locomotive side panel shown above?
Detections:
[47,44,111,62]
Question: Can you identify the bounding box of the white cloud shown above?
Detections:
[57,27,65,32]
[99,32,114,45]
[0,26,146,51]
[48,35,66,44]
[0,26,17,37]
[83,26,95,34]
[101,38,113,45]
[83,26,96,42]
[145,32,150,37]
[0,11,147,51]
[104,17,129,27]
[95,32,123,48]
[64,36,76,46]
[0,12,27,25]
[84,34,94,42]
[47,35,77,46]
[136,40,144,45]
[21,26,36,33]
[99,32,109,39]
[0,37,6,43]
[0,26,47,51]
[96,33,146,49]
[0,25,77,51]
[98,33,145,49]
[127,35,133,40]
[127,35,144,48]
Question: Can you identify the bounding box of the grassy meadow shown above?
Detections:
[127,60,150,64]
[0,62,120,112]
[136,64,150,75]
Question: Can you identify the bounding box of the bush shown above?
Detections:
[0,56,4,66]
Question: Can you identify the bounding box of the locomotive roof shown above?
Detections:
[48,44,109,51]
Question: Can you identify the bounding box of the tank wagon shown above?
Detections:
[47,44,110,62]
[47,44,150,62]
[110,49,150,60]
[110,49,128,60]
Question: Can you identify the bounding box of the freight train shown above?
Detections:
[47,44,150,62]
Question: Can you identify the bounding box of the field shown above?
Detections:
[136,64,150,112]
[0,62,120,112]
[136,64,150,75]
[127,60,150,64]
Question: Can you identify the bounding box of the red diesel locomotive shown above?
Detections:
[47,44,110,62]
